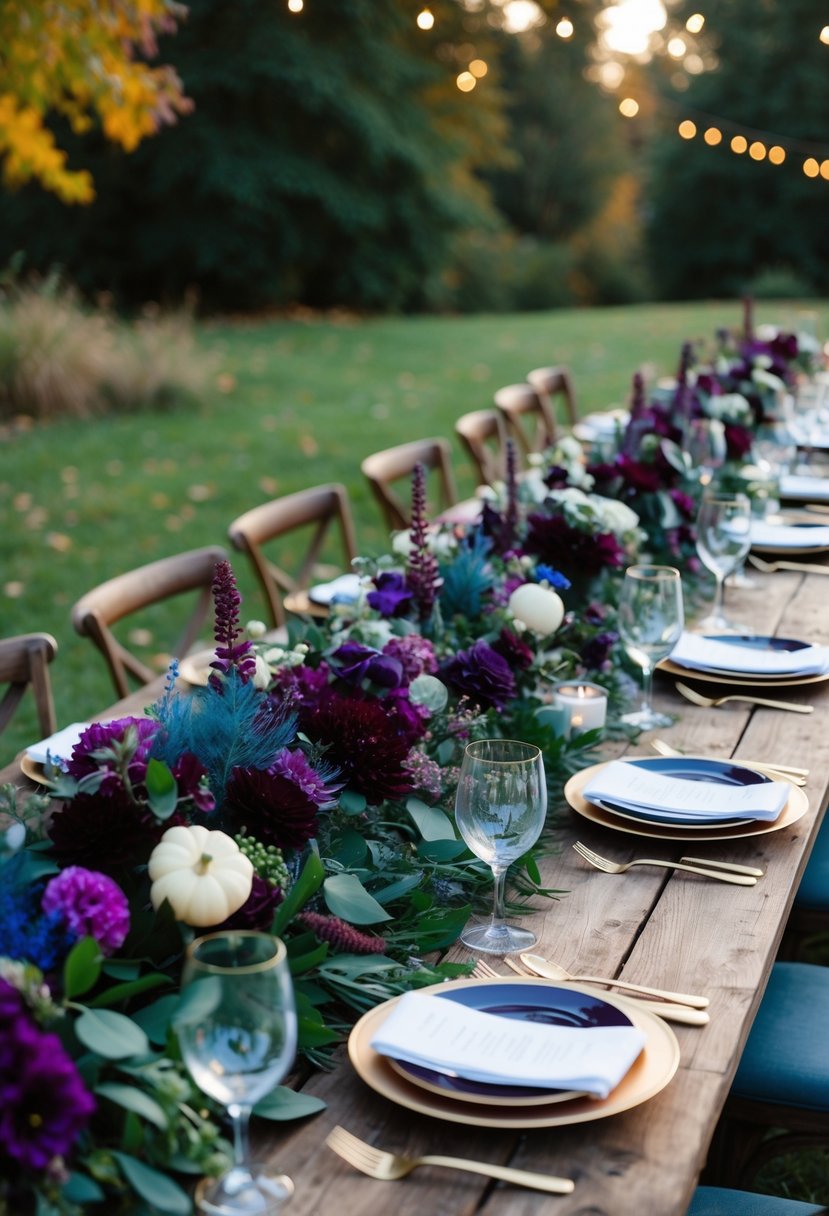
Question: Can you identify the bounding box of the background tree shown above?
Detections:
[645,0,829,299]
[0,0,190,203]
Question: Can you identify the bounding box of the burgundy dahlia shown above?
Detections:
[48,786,171,873]
[524,514,625,578]
[224,766,321,851]
[211,875,283,932]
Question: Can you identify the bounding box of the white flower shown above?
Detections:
[707,392,751,422]
[246,619,268,639]
[752,367,786,394]
[252,653,271,689]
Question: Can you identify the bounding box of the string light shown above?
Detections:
[686,13,705,34]
[287,0,303,11]
[416,7,434,30]
[667,37,687,58]
[678,119,697,139]
[731,134,747,154]
[556,17,574,39]
[619,97,639,117]
[769,145,786,165]
[822,160,829,180]
[804,158,819,177]
[821,25,829,44]
[469,58,488,78]
[456,71,476,92]
[704,126,722,145]
[749,140,766,160]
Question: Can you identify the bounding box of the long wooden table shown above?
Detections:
[5,565,828,1216]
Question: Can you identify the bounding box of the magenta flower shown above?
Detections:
[0,980,95,1172]
[270,748,340,807]
[41,867,130,956]
[66,717,160,794]
[383,634,438,681]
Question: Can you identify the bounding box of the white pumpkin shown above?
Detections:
[508,582,565,636]
[148,824,254,927]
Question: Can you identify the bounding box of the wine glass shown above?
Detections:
[695,492,752,634]
[617,565,684,731]
[177,932,298,1215]
[454,739,547,955]
[686,417,727,487]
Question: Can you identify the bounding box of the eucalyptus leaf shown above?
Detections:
[111,1153,192,1215]
[63,937,102,1000]
[61,1172,105,1203]
[323,873,392,924]
[338,789,368,816]
[253,1086,327,1121]
[406,797,456,842]
[371,872,424,904]
[96,1082,168,1130]
[75,1009,149,1059]
[416,838,469,862]
[88,972,173,1008]
[132,994,180,1045]
[329,826,368,867]
[144,758,179,820]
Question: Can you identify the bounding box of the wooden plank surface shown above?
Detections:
[3,563,829,1215]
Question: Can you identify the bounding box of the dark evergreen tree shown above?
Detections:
[645,0,829,299]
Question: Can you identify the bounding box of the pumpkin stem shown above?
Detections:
[196,853,213,874]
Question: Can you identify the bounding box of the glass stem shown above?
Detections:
[491,865,507,930]
[640,662,654,714]
[228,1102,252,1169]
[713,572,725,619]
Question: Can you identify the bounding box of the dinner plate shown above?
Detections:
[589,797,752,831]
[573,410,630,444]
[750,520,829,556]
[657,657,829,689]
[565,759,808,843]
[659,634,828,685]
[385,980,632,1107]
[780,474,829,504]
[348,976,679,1129]
[20,755,51,786]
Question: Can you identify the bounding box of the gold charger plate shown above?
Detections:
[20,755,50,786]
[657,657,829,689]
[565,760,808,843]
[347,976,679,1130]
[385,1057,583,1108]
[752,543,829,556]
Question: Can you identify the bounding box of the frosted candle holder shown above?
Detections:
[551,682,608,738]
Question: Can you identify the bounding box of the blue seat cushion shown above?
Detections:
[731,962,829,1111]
[794,823,829,910]
[688,1186,827,1215]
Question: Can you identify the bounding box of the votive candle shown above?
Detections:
[551,682,608,738]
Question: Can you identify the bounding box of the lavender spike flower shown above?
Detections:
[502,438,519,551]
[406,463,440,625]
[209,559,256,686]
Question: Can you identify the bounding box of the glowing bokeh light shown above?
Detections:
[749,140,766,160]
[686,13,705,34]
[287,0,303,11]
[821,160,829,180]
[456,71,476,92]
[619,97,640,117]
[731,135,748,154]
[416,7,434,30]
[678,119,697,139]
[469,58,488,78]
[769,146,786,165]
[600,0,666,56]
[821,25,829,44]
[684,53,705,74]
[668,37,687,57]
[704,126,722,146]
[803,158,820,177]
[501,1,545,33]
[556,17,575,39]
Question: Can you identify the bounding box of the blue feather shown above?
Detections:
[438,530,496,620]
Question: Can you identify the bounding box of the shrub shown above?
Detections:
[742,267,817,301]
[0,277,217,421]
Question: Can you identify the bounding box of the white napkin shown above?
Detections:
[780,474,829,504]
[669,631,829,676]
[370,990,645,1099]
[576,410,630,439]
[750,520,829,550]
[584,759,789,824]
[307,573,363,605]
[26,722,90,766]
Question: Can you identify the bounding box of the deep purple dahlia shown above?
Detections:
[41,867,130,956]
[441,640,517,712]
[366,571,414,618]
[224,766,321,851]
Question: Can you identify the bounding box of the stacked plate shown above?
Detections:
[573,409,630,445]
[750,518,829,554]
[348,976,679,1129]
[780,473,829,505]
[565,756,808,842]
[659,632,829,689]
[21,721,90,784]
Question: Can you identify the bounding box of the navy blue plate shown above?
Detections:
[704,634,809,654]
[590,756,769,829]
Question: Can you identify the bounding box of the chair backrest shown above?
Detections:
[0,632,58,738]
[228,484,358,629]
[526,365,579,431]
[361,437,458,532]
[454,409,509,487]
[71,545,228,699]
[494,382,558,459]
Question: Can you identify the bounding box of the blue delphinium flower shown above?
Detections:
[535,563,572,591]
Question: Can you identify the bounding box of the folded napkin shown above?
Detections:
[780,474,829,503]
[578,410,630,438]
[26,722,90,766]
[750,520,829,550]
[669,631,829,676]
[370,990,645,1099]
[584,759,789,824]
[308,573,363,605]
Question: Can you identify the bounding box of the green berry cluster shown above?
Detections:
[235,833,290,890]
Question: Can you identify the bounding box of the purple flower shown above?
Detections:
[524,514,625,578]
[0,979,95,1172]
[209,559,256,685]
[41,867,130,956]
[224,767,321,851]
[48,785,173,874]
[329,641,404,689]
[66,717,160,794]
[442,640,517,712]
[580,630,619,671]
[172,751,215,813]
[724,423,754,460]
[270,747,340,807]
[382,634,438,681]
[367,571,414,617]
[490,627,535,671]
[210,875,283,932]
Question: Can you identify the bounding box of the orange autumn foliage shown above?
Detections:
[0,0,192,204]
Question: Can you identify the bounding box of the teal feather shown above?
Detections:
[438,532,496,620]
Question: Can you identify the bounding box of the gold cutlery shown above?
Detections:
[680,856,765,877]
[325,1124,575,1193]
[473,959,710,1026]
[573,841,757,886]
[675,680,814,714]
[650,738,808,784]
[516,953,709,1008]
[748,555,829,575]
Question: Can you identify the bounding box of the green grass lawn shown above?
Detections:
[2,297,827,765]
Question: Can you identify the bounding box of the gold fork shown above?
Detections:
[325,1125,575,1194]
[749,554,829,575]
[573,841,757,885]
[472,958,711,1025]
[675,680,814,714]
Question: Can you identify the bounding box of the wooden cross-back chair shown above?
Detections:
[71,545,228,699]
[493,382,558,460]
[228,484,358,630]
[0,632,58,738]
[454,409,509,487]
[361,437,458,532]
[526,365,579,432]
